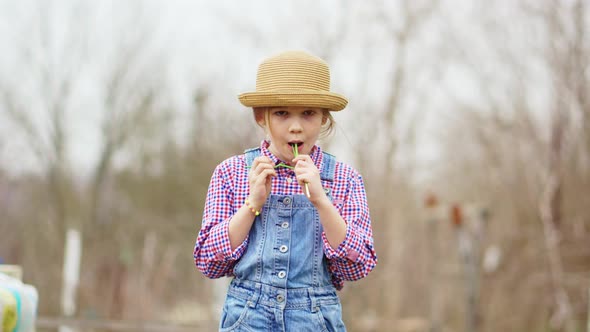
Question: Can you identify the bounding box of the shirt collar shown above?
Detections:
[259,139,323,169]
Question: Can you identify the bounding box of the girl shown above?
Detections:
[194,51,377,331]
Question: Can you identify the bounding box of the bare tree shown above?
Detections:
[430,1,589,331]
[359,1,440,327]
[0,0,173,319]
[532,0,588,330]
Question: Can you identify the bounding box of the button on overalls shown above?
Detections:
[218,147,346,332]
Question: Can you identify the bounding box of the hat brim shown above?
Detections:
[238,90,348,111]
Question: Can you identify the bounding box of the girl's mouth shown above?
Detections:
[289,142,303,148]
[289,142,303,155]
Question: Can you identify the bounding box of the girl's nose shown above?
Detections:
[289,120,303,133]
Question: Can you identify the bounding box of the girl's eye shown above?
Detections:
[303,110,317,116]
[273,110,288,116]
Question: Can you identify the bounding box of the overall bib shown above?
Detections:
[218,148,346,332]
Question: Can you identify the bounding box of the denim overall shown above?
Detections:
[218,148,346,332]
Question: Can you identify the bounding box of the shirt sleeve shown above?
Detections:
[322,172,377,286]
[193,162,249,278]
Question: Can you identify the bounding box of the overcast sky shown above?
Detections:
[0,1,546,180]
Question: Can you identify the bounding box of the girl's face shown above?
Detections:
[258,106,326,164]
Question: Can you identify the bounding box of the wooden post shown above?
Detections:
[457,226,477,332]
[425,193,441,332]
[452,204,479,332]
[60,228,81,332]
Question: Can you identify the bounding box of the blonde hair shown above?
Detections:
[253,107,335,139]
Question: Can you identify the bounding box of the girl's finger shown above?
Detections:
[297,159,312,169]
[254,162,274,175]
[255,169,276,185]
[250,157,261,172]
[251,157,273,172]
[294,164,308,176]
[296,168,319,180]
[292,155,312,164]
[296,173,308,182]
[254,156,272,163]
[251,157,274,173]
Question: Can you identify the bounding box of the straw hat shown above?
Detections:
[238,51,348,111]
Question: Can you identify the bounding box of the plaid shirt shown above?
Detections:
[193,140,377,290]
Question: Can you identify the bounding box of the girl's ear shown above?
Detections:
[321,110,329,125]
[253,108,267,126]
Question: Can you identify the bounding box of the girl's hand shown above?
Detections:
[292,155,327,205]
[248,156,276,209]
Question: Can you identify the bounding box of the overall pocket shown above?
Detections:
[219,293,253,332]
[315,301,346,332]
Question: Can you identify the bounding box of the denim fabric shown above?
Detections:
[219,148,346,331]
[219,279,345,332]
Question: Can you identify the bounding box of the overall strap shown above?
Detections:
[244,147,262,167]
[320,151,336,182]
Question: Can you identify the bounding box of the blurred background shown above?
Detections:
[0,0,589,331]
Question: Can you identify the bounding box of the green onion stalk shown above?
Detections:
[245,144,311,199]
[292,144,311,198]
